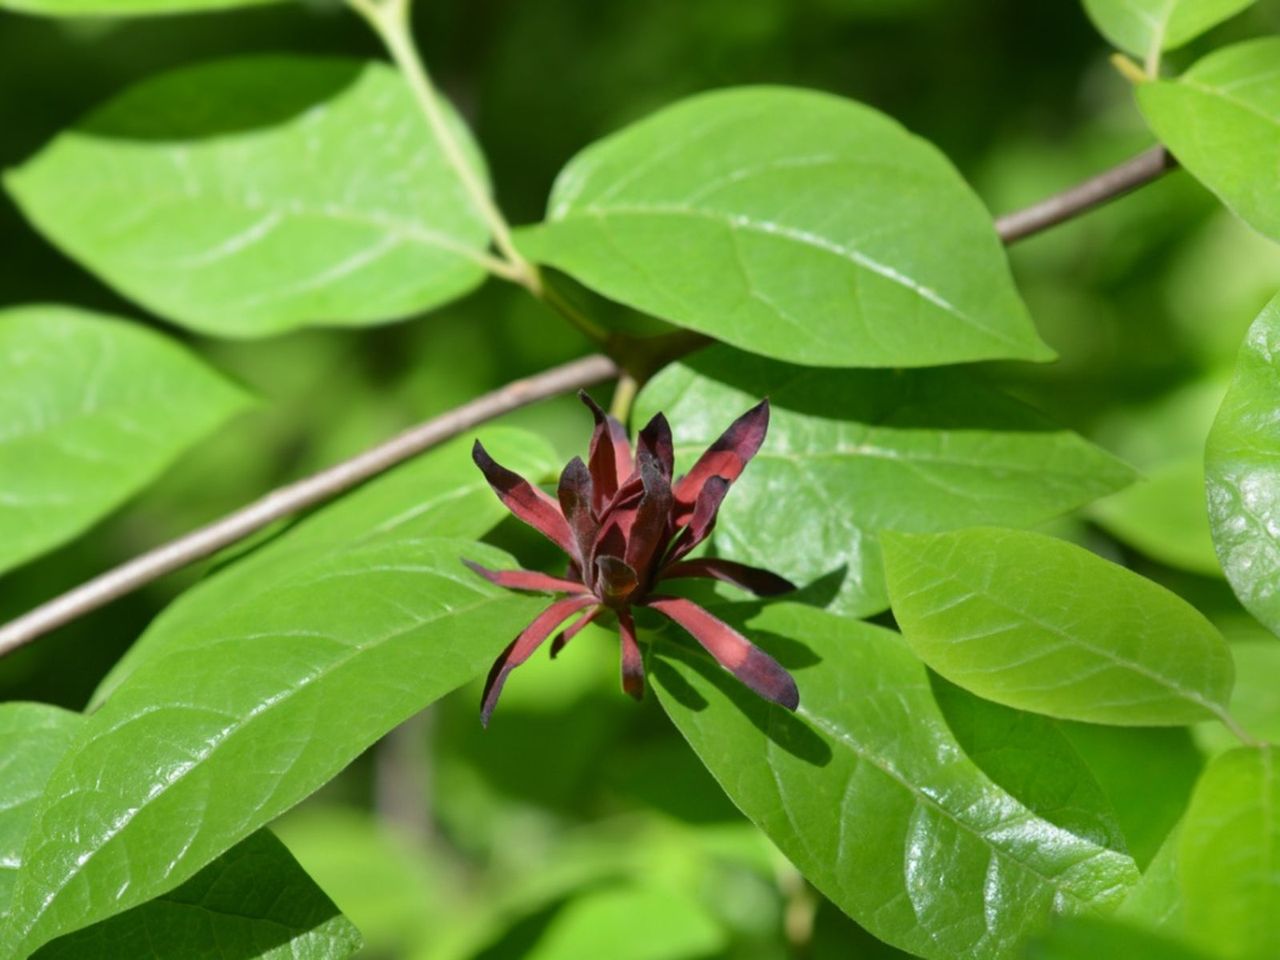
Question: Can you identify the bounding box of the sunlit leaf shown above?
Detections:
[0,0,275,17]
[0,305,247,576]
[652,602,1139,960]
[519,87,1052,368]
[1139,39,1280,244]
[1178,746,1280,960]
[635,346,1133,616]
[1081,0,1256,60]
[1206,293,1280,637]
[882,527,1234,725]
[6,57,492,337]
[0,537,543,956]
[32,832,362,960]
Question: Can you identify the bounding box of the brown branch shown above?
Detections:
[995,146,1176,243]
[0,353,618,658]
[0,146,1178,657]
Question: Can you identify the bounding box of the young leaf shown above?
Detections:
[882,527,1234,726]
[0,0,275,17]
[1206,294,1280,637]
[31,831,362,960]
[518,87,1052,368]
[1139,39,1280,244]
[1081,0,1256,61]
[0,305,247,576]
[652,603,1139,960]
[90,426,560,708]
[635,346,1134,616]
[930,676,1128,853]
[0,537,544,957]
[6,57,493,337]
[0,703,80,916]
[1178,746,1280,960]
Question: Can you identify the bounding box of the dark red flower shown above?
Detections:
[468,391,798,725]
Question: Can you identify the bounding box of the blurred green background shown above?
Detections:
[3,2,1279,957]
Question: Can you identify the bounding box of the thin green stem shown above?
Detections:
[1214,705,1261,748]
[610,371,639,424]
[349,0,539,293]
[540,277,612,345]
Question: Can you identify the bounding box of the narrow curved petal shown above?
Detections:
[596,555,639,603]
[463,559,588,595]
[644,595,799,710]
[636,411,674,480]
[666,476,729,563]
[482,595,597,726]
[617,608,645,701]
[558,456,597,566]
[672,399,770,521]
[659,557,796,596]
[551,605,602,658]
[580,390,634,509]
[473,440,577,556]
[625,453,674,576]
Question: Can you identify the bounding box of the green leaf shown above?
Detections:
[1089,458,1221,577]
[0,703,81,917]
[1139,39,1280,244]
[1206,293,1280,637]
[1178,746,1280,960]
[930,676,1127,852]
[31,831,362,960]
[1116,826,1184,934]
[652,602,1139,960]
[0,0,274,17]
[6,57,492,337]
[0,305,247,576]
[882,527,1234,725]
[0,536,544,957]
[1196,635,1280,754]
[1081,0,1256,60]
[518,87,1052,368]
[1026,915,1213,960]
[635,346,1135,616]
[89,427,559,709]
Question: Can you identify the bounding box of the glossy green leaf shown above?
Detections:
[653,603,1139,960]
[519,87,1052,368]
[1139,39,1280,244]
[0,0,274,17]
[0,703,80,917]
[882,527,1234,725]
[636,346,1134,616]
[89,427,559,709]
[1206,293,1280,637]
[1089,459,1220,576]
[32,831,362,960]
[1178,746,1280,960]
[0,536,544,957]
[1081,0,1256,60]
[6,57,492,337]
[0,305,247,576]
[930,677,1127,852]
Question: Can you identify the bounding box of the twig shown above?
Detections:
[0,354,618,658]
[995,145,1176,244]
[0,146,1178,655]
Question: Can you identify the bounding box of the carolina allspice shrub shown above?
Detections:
[0,2,1277,960]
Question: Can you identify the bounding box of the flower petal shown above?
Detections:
[636,411,674,480]
[595,555,639,603]
[551,605,601,658]
[644,595,798,710]
[558,456,597,567]
[617,608,645,700]
[659,557,796,596]
[463,559,588,595]
[625,452,674,578]
[580,390,634,511]
[481,595,597,726]
[473,440,577,556]
[672,399,770,522]
[666,476,729,563]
